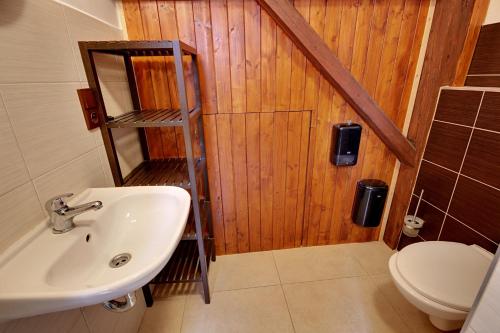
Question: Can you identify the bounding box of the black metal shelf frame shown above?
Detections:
[78,39,214,305]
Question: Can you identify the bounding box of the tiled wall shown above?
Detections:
[0,0,144,331]
[398,87,500,253]
[465,22,500,87]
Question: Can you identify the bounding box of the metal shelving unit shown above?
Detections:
[78,40,215,305]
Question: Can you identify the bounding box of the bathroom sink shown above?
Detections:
[0,186,190,320]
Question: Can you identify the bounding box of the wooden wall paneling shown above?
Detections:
[211,0,232,114]
[271,113,288,249]
[284,111,304,248]
[327,0,361,244]
[193,0,218,115]
[202,115,225,254]
[175,2,198,156]
[123,0,164,159]
[244,0,261,113]
[139,0,180,158]
[216,114,238,253]
[289,0,310,111]
[275,27,293,111]
[260,10,276,112]
[452,0,489,86]
[258,0,417,167]
[295,111,311,247]
[228,0,247,114]
[259,112,274,250]
[384,0,478,248]
[337,0,391,243]
[315,0,345,245]
[378,0,426,193]
[122,0,432,252]
[246,113,261,251]
[231,114,250,252]
[300,0,326,244]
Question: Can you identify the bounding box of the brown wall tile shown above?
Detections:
[465,75,500,88]
[448,176,500,243]
[434,89,482,126]
[423,121,471,171]
[439,216,498,253]
[397,234,422,250]
[469,23,500,75]
[408,196,445,241]
[414,161,457,211]
[462,130,500,189]
[476,92,500,132]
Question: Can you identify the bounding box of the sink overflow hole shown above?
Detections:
[109,253,131,268]
[85,234,91,242]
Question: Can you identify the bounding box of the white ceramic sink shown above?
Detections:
[0,186,190,320]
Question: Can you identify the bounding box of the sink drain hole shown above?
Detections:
[109,253,131,268]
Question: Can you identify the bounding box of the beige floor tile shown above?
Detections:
[181,285,294,333]
[283,276,411,333]
[343,241,395,275]
[370,274,441,333]
[273,245,366,283]
[139,298,186,333]
[210,251,280,291]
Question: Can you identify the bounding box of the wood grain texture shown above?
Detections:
[257,0,417,167]
[384,0,480,248]
[122,0,429,253]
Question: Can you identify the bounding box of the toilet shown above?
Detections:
[388,241,493,331]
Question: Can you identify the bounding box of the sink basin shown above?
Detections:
[0,186,190,320]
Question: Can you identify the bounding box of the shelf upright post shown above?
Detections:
[190,53,216,260]
[172,41,211,304]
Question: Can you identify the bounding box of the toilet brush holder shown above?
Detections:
[403,215,425,237]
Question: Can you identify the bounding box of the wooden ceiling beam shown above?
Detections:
[257,0,416,166]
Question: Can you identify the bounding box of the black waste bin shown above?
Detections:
[351,179,388,227]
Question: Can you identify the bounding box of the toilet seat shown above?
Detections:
[395,241,492,311]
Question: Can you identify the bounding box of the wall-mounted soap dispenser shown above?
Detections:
[331,122,362,166]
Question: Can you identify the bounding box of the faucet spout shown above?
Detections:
[46,194,103,234]
[61,201,103,218]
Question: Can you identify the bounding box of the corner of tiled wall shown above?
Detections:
[398,87,500,253]
[0,1,144,331]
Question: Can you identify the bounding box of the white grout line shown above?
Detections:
[441,85,500,93]
[437,91,485,240]
[433,119,500,135]
[411,194,447,214]
[421,158,458,174]
[445,214,499,245]
[466,74,500,77]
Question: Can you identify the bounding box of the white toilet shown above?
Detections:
[388,241,493,331]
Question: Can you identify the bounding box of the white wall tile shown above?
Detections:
[81,290,146,333]
[97,145,115,187]
[0,97,29,196]
[1,83,97,178]
[0,309,88,333]
[113,128,143,177]
[63,6,125,82]
[0,182,45,253]
[33,149,106,206]
[0,0,78,83]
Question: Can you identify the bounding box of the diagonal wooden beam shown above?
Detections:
[257,0,416,166]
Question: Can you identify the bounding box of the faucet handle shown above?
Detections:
[45,193,74,212]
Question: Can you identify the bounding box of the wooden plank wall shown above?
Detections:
[122,0,430,254]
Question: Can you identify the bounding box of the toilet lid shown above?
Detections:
[396,241,493,311]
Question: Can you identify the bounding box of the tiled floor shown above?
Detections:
[139,241,441,333]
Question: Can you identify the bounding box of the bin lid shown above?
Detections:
[358,179,388,189]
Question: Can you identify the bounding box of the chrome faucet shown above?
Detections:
[46,193,103,234]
